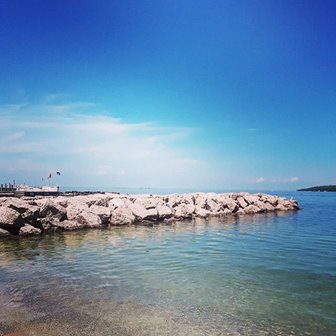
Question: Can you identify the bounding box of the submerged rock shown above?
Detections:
[53,219,86,230]
[19,224,42,236]
[0,228,10,237]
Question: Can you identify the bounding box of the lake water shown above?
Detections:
[0,192,335,335]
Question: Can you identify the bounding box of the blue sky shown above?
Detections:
[0,0,335,190]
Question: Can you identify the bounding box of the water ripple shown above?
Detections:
[0,192,335,335]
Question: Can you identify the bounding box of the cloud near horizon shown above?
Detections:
[254,176,300,184]
[0,100,209,188]
[255,177,266,183]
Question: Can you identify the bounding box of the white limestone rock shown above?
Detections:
[4,197,30,213]
[243,194,258,205]
[0,207,24,235]
[53,196,69,208]
[259,194,278,206]
[4,197,40,226]
[174,203,195,219]
[133,197,158,210]
[67,205,102,228]
[92,197,111,207]
[243,204,262,214]
[109,197,132,210]
[225,201,239,213]
[235,208,246,215]
[237,197,248,209]
[110,206,135,225]
[195,194,207,208]
[157,204,173,220]
[66,198,90,211]
[131,203,158,221]
[254,200,274,212]
[167,194,182,208]
[89,205,111,225]
[206,198,221,213]
[39,199,67,221]
[194,206,209,218]
[181,194,195,205]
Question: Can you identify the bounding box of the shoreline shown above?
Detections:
[0,192,299,238]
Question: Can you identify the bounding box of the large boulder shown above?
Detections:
[109,197,132,210]
[206,198,221,213]
[0,207,24,235]
[194,207,210,218]
[131,202,158,222]
[89,205,111,225]
[133,197,159,210]
[66,198,90,211]
[67,205,102,228]
[174,203,195,219]
[39,200,67,221]
[4,197,40,227]
[157,204,173,220]
[237,197,248,209]
[277,199,299,210]
[243,204,262,214]
[167,194,182,208]
[53,196,69,208]
[224,201,239,213]
[5,197,30,213]
[243,194,258,205]
[110,206,135,225]
[195,195,207,208]
[259,194,278,206]
[254,200,274,212]
[92,197,111,207]
[180,194,195,205]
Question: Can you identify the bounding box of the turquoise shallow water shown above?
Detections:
[0,192,335,335]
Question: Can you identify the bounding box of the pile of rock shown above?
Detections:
[0,192,299,238]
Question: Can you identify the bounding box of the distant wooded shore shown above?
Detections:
[297,185,336,192]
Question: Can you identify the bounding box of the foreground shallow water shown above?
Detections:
[0,192,335,335]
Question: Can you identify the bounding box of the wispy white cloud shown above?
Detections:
[254,176,300,184]
[0,99,208,188]
[289,176,300,182]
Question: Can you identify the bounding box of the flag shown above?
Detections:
[48,173,52,179]
[56,171,61,175]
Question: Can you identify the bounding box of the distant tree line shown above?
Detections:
[297,185,336,192]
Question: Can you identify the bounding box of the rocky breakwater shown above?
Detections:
[0,192,299,238]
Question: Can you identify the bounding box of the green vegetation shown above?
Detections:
[297,185,336,192]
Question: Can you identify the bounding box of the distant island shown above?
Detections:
[297,185,336,192]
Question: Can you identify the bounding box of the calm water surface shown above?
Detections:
[0,192,335,335]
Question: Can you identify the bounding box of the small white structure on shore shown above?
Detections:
[0,183,59,197]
